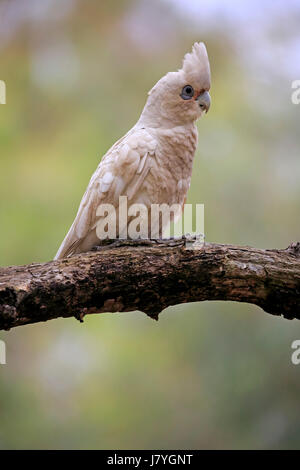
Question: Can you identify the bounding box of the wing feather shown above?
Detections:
[54,128,156,259]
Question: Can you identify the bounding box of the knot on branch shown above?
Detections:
[287,242,300,256]
[0,304,17,330]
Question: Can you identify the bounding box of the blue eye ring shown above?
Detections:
[181,85,194,100]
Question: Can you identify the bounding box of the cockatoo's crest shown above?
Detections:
[147,42,211,98]
[181,42,211,91]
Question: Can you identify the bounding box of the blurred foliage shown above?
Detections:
[0,0,299,449]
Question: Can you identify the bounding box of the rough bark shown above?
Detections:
[0,240,299,330]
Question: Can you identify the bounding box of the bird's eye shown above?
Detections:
[181,85,194,100]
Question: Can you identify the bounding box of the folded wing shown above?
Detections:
[54,128,156,259]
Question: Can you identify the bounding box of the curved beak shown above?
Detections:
[196,91,211,113]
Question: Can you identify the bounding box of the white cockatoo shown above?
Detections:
[55,42,211,260]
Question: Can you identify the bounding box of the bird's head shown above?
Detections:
[140,42,211,128]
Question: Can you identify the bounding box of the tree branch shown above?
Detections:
[0,240,299,330]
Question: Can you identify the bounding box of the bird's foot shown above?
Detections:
[91,238,159,251]
[91,233,205,251]
[183,232,205,250]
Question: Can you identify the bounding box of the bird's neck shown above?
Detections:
[138,111,197,132]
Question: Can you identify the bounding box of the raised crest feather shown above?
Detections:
[182,42,211,91]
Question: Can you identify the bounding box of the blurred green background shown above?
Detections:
[0,0,300,449]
